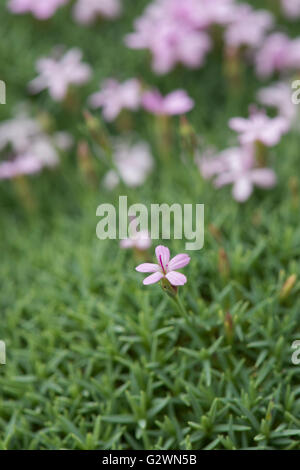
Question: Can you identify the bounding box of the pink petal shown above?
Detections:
[250,168,277,188]
[168,254,190,271]
[232,177,253,202]
[143,272,164,285]
[136,263,160,273]
[155,245,170,270]
[166,271,187,286]
[229,117,250,132]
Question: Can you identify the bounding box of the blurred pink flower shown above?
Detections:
[103,141,154,188]
[136,245,190,286]
[0,113,65,180]
[120,218,151,251]
[73,0,121,25]
[225,5,273,49]
[281,0,300,18]
[8,0,67,19]
[89,78,141,121]
[257,82,297,122]
[198,145,277,202]
[29,48,92,101]
[142,89,194,115]
[255,33,300,78]
[125,0,212,74]
[229,110,290,147]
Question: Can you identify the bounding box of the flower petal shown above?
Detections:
[136,263,160,273]
[143,272,164,285]
[166,271,187,286]
[232,177,253,202]
[155,245,170,271]
[168,254,190,271]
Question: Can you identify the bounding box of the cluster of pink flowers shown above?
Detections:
[8,0,67,19]
[125,0,276,74]
[257,82,297,124]
[0,113,71,180]
[198,104,291,202]
[89,78,194,121]
[103,140,154,189]
[8,0,122,22]
[29,48,92,101]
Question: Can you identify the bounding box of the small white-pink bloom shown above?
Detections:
[29,48,92,101]
[89,78,141,121]
[229,110,290,147]
[136,245,190,286]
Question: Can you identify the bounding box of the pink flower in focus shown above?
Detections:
[142,89,194,115]
[225,5,273,49]
[73,0,121,25]
[8,0,67,19]
[257,82,297,123]
[199,145,277,202]
[120,218,151,251]
[229,110,290,147]
[29,48,92,101]
[89,79,141,121]
[136,245,190,286]
[281,0,300,18]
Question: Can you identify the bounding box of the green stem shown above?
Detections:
[172,294,189,319]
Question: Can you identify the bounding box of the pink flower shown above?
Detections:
[281,0,300,18]
[0,113,64,180]
[8,0,67,19]
[89,78,141,121]
[125,1,211,74]
[229,110,290,147]
[254,33,300,78]
[199,145,277,202]
[103,140,154,188]
[224,5,273,49]
[120,218,151,251]
[136,245,190,286]
[29,48,92,101]
[73,0,121,25]
[142,89,194,115]
[257,82,297,123]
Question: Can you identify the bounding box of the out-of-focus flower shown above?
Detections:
[198,145,277,202]
[136,245,190,286]
[103,140,154,188]
[29,48,92,101]
[0,113,63,180]
[257,82,297,123]
[8,0,67,19]
[73,0,121,25]
[125,0,212,74]
[224,5,273,49]
[281,0,300,18]
[229,110,290,146]
[89,78,141,121]
[120,218,151,251]
[255,33,300,78]
[142,89,194,115]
